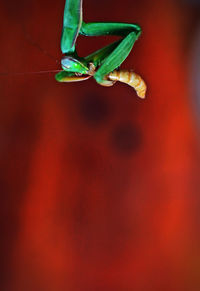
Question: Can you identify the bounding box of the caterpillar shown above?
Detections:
[107,69,147,99]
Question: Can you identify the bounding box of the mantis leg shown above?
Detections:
[80,22,141,85]
[55,70,91,82]
[61,0,83,54]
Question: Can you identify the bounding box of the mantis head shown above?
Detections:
[56,58,96,83]
[61,56,89,74]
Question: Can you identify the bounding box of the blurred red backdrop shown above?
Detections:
[0,0,200,290]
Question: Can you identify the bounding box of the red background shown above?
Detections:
[0,0,200,290]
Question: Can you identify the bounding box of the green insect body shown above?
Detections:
[55,0,145,96]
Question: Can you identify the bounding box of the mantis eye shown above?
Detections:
[61,57,71,69]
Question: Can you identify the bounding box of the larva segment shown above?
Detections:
[108,70,147,98]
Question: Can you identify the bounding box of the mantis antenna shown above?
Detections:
[0,30,61,76]
[21,23,59,64]
[0,70,62,76]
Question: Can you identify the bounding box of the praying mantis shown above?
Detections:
[55,0,147,98]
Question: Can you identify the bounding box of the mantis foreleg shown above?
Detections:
[80,22,141,85]
[61,0,83,54]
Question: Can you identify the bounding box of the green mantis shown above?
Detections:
[55,0,146,98]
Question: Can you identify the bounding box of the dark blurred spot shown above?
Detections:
[111,122,142,155]
[78,93,110,127]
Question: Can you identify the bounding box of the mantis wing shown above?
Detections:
[61,0,83,54]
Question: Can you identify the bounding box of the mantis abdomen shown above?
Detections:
[108,70,146,98]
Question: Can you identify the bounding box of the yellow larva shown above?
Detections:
[107,70,147,98]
